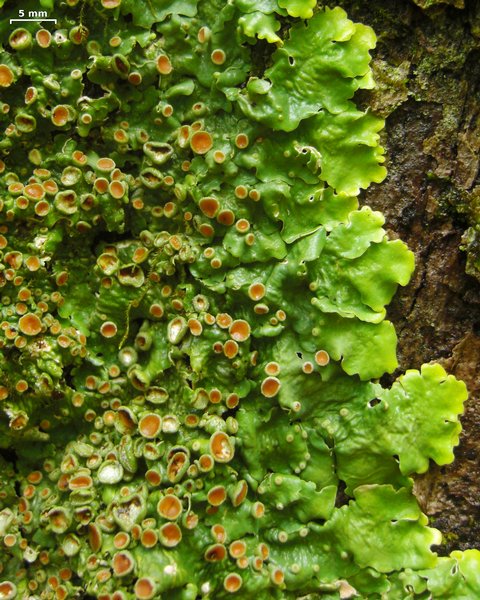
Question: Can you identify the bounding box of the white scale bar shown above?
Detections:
[10,18,57,23]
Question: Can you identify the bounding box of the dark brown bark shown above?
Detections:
[326,0,480,551]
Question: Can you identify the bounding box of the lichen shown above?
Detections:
[0,0,478,598]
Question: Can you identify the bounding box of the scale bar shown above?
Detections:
[10,18,57,23]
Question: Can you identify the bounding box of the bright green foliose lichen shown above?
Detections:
[0,0,477,598]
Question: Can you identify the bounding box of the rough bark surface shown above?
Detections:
[326,0,480,552]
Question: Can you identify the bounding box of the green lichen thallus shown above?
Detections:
[0,0,477,598]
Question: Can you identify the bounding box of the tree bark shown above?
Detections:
[327,0,480,552]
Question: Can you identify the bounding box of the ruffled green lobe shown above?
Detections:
[237,8,376,131]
